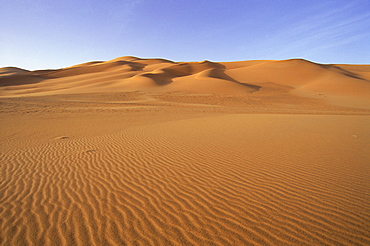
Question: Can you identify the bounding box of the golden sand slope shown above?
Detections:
[0,57,370,245]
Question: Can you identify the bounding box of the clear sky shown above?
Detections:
[1,0,369,70]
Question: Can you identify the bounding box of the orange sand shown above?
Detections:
[0,57,369,245]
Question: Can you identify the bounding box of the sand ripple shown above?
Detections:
[1,114,369,245]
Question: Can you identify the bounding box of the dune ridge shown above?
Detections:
[0,57,369,109]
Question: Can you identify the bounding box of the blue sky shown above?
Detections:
[1,0,369,70]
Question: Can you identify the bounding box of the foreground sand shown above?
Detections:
[1,57,370,245]
[1,92,369,246]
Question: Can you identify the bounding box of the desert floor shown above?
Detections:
[1,91,369,245]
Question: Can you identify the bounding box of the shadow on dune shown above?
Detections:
[323,65,369,81]
[140,73,173,86]
[197,67,262,92]
[0,74,46,87]
[213,69,262,92]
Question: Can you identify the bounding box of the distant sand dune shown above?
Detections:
[0,57,369,109]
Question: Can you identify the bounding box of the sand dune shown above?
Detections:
[0,57,369,109]
[1,57,370,245]
[0,67,29,77]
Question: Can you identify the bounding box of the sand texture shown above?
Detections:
[1,57,370,245]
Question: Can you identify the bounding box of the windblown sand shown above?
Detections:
[1,57,370,245]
